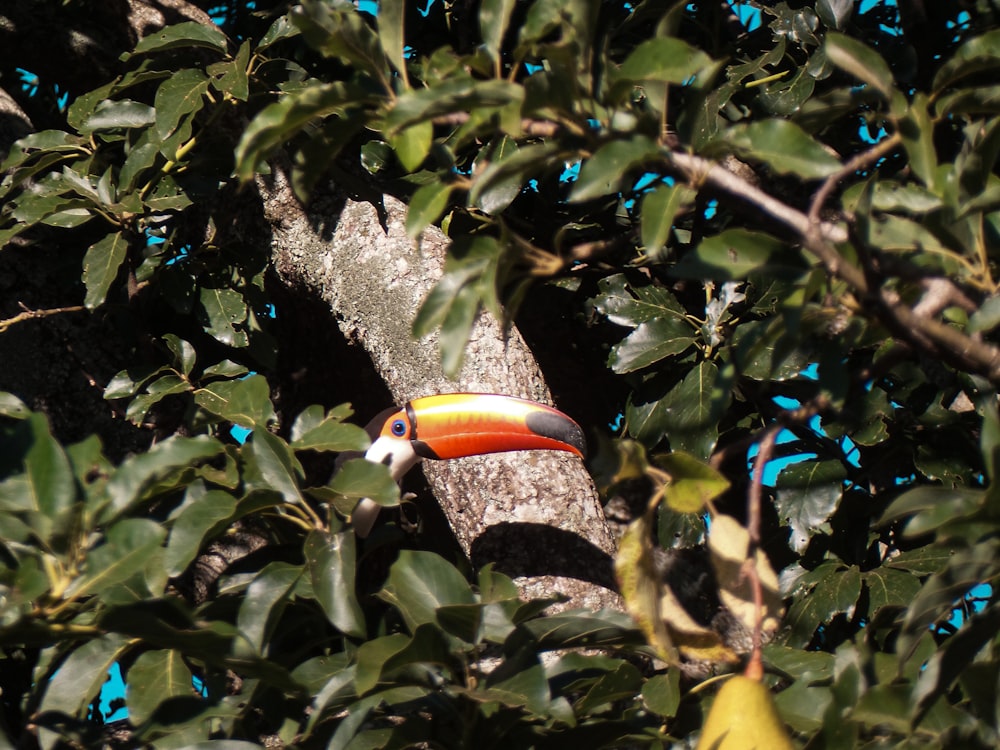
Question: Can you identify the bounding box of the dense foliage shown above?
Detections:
[3,0,1000,747]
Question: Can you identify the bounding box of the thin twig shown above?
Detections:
[744,425,778,680]
[0,304,86,334]
[807,132,902,227]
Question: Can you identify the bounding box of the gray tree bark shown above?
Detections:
[260,169,622,612]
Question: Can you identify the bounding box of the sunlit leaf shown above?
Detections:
[406,181,454,239]
[194,374,276,429]
[708,513,783,635]
[129,21,229,56]
[82,232,129,309]
[656,451,730,513]
[67,518,167,599]
[103,435,224,520]
[328,458,399,507]
[715,119,841,179]
[155,68,210,142]
[825,33,899,106]
[617,37,713,84]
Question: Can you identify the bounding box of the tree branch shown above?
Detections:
[0,304,85,334]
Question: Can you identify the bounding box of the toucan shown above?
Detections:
[351,393,586,537]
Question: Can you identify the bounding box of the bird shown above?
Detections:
[350,393,586,537]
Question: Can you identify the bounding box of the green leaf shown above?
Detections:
[40,635,129,718]
[126,649,193,725]
[235,80,369,182]
[883,486,985,539]
[103,435,224,520]
[816,0,852,29]
[244,428,303,504]
[484,663,551,716]
[361,140,393,174]
[412,235,499,375]
[591,273,686,327]
[163,334,197,377]
[67,518,167,599]
[656,451,730,513]
[406,181,454,239]
[569,136,660,202]
[125,374,192,425]
[199,286,248,347]
[378,550,476,632]
[80,99,156,134]
[785,564,862,646]
[130,21,229,57]
[291,407,368,453]
[236,561,303,654]
[377,0,407,78]
[884,545,954,575]
[469,142,560,215]
[899,94,938,191]
[0,392,29,419]
[932,29,1000,92]
[329,458,399,507]
[24,413,76,521]
[863,567,922,614]
[304,530,365,639]
[164,487,237,577]
[672,229,794,280]
[642,671,680,718]
[900,543,999,647]
[82,232,129,309]
[208,41,251,101]
[293,0,386,78]
[825,33,897,104]
[386,78,523,134]
[354,633,410,695]
[775,480,843,555]
[608,317,695,373]
[194,375,275,429]
[640,183,695,254]
[841,179,943,213]
[104,365,167,400]
[519,608,641,650]
[389,120,432,172]
[357,624,457,696]
[616,37,713,84]
[155,68,210,142]
[715,120,841,179]
[258,14,300,51]
[480,0,518,64]
[573,662,642,714]
[630,361,722,458]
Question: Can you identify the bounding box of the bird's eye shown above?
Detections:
[391,419,407,437]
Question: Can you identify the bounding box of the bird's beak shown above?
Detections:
[352,394,585,537]
[378,393,586,461]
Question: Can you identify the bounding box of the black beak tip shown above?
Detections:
[526,410,587,459]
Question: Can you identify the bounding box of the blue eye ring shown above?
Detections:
[391,419,407,437]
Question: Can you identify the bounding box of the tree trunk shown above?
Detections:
[260,169,622,612]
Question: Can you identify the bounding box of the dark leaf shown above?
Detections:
[130,21,229,57]
[304,530,365,639]
[377,550,476,632]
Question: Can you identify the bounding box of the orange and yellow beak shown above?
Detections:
[375,393,585,463]
[353,394,585,537]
